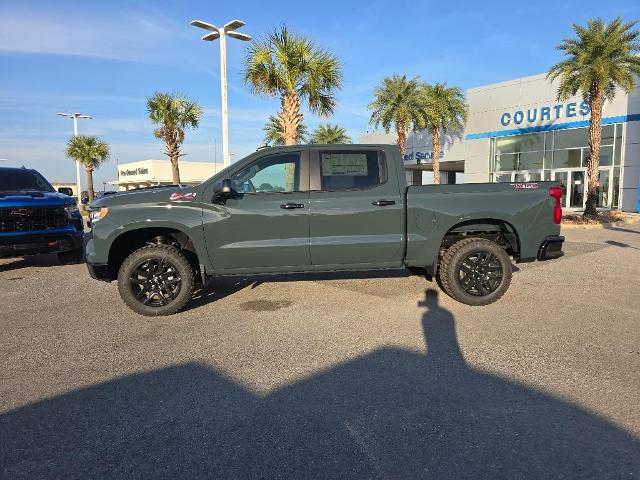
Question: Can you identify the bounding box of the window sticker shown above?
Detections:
[321,153,368,176]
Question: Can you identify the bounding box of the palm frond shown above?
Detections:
[65,135,110,170]
[309,123,351,144]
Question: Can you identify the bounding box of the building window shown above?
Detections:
[490,124,623,209]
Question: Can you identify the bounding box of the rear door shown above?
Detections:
[308,148,404,268]
[203,150,311,272]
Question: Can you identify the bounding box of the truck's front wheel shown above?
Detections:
[117,244,195,316]
[438,237,512,306]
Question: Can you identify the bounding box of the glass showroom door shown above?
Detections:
[555,168,613,209]
[569,170,586,208]
[597,168,612,208]
[552,171,569,208]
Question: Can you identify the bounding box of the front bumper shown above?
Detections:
[537,235,565,260]
[0,232,84,258]
[86,261,112,282]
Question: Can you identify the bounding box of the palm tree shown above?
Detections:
[422,83,468,184]
[368,75,430,155]
[244,26,342,146]
[548,17,640,217]
[147,92,202,184]
[263,114,308,146]
[310,124,351,144]
[65,135,110,203]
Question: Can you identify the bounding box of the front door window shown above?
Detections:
[230,153,301,193]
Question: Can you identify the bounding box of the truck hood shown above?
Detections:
[0,191,76,208]
[91,185,199,208]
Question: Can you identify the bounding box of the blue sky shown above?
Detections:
[1,0,639,186]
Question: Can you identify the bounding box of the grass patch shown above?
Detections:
[562,210,628,225]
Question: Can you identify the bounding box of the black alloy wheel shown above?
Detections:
[117,243,196,316]
[129,257,182,307]
[458,251,503,296]
[438,237,513,306]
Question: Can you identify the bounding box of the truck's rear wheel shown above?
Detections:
[438,237,512,306]
[117,244,195,316]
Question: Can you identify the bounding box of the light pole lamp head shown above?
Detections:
[56,113,92,119]
[191,18,251,41]
[191,20,219,32]
[201,31,221,41]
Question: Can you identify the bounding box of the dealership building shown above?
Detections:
[361,72,640,212]
[114,159,225,191]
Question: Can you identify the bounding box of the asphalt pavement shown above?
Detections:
[1,223,639,479]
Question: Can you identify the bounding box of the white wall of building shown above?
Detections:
[116,160,225,191]
[359,72,640,211]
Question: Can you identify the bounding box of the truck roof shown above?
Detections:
[0,166,37,173]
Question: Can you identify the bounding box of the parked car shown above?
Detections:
[0,167,84,263]
[86,145,564,316]
[94,191,118,200]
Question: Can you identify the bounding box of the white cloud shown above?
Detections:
[0,10,175,62]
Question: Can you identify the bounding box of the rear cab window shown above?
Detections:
[317,150,387,191]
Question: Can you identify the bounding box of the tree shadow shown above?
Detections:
[603,224,640,235]
[1,290,638,479]
[605,239,640,250]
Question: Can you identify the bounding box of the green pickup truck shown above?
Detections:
[86,144,564,316]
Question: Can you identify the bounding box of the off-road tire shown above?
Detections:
[117,244,195,316]
[438,237,512,306]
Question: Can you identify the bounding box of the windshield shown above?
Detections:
[0,170,55,193]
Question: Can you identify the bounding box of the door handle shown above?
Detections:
[372,200,396,206]
[280,203,306,209]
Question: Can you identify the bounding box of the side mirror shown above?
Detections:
[58,187,74,196]
[220,178,233,194]
[214,178,235,199]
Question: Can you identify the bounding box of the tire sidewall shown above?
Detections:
[444,239,512,306]
[117,245,194,316]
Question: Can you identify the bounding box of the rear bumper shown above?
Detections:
[537,235,565,260]
[0,232,84,258]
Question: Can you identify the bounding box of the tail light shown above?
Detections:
[549,187,562,224]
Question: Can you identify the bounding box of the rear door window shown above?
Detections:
[319,150,386,191]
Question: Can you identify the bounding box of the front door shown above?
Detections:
[308,148,404,268]
[202,151,311,272]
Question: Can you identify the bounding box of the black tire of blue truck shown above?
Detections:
[117,244,195,316]
[438,237,512,306]
[57,247,84,265]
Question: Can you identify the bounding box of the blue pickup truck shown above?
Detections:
[0,167,84,263]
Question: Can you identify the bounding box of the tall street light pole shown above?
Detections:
[57,112,92,200]
[190,19,251,168]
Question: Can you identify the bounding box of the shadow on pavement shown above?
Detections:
[1,290,638,479]
[605,239,640,250]
[0,254,64,273]
[603,223,640,235]
[184,269,417,311]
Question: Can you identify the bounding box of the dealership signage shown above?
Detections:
[119,167,149,177]
[403,151,445,163]
[500,100,591,127]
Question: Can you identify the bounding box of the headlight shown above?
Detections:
[89,207,109,223]
[65,204,79,216]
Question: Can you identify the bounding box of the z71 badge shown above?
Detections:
[169,192,197,201]
[511,183,539,190]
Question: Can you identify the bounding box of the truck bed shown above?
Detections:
[404,181,562,268]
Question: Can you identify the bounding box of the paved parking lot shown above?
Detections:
[1,223,639,479]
